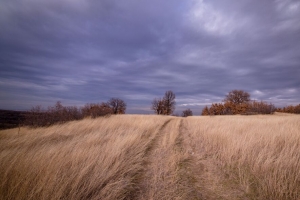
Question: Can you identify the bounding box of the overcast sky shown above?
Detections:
[1,0,300,114]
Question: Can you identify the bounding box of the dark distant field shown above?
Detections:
[0,110,27,130]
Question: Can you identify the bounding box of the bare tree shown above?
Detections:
[182,109,193,117]
[151,91,176,115]
[108,98,126,114]
[224,90,250,105]
[163,90,176,115]
[151,98,165,115]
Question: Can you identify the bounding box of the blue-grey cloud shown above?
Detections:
[1,0,299,114]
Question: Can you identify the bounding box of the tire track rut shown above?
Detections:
[133,118,181,200]
[132,117,246,200]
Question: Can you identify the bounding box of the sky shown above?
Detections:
[1,0,300,114]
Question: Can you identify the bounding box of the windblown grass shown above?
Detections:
[0,115,170,200]
[0,114,299,200]
[187,115,300,199]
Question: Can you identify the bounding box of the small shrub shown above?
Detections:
[81,103,113,118]
[182,109,193,117]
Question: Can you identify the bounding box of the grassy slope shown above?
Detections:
[0,114,299,200]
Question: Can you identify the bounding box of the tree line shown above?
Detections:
[15,89,300,128]
[276,104,300,114]
[24,98,126,127]
[151,90,277,116]
[151,89,299,116]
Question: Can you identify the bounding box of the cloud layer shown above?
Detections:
[1,0,300,114]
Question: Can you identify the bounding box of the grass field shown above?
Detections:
[0,114,299,200]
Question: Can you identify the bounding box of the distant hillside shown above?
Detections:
[0,109,27,130]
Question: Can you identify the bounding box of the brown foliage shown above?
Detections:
[232,103,249,114]
[209,103,225,115]
[202,102,237,115]
[276,104,300,114]
[203,101,275,116]
[202,90,276,115]
[247,101,276,115]
[201,106,210,116]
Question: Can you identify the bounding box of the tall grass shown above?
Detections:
[0,115,170,200]
[187,115,300,199]
[0,114,299,199]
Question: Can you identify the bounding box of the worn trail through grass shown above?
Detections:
[134,118,181,199]
[133,118,207,199]
[134,118,248,200]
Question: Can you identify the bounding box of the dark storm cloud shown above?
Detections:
[1,0,299,114]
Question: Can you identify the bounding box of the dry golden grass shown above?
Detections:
[0,114,299,200]
[0,115,172,200]
[187,115,300,200]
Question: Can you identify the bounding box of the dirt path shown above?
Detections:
[133,118,182,200]
[133,118,248,200]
